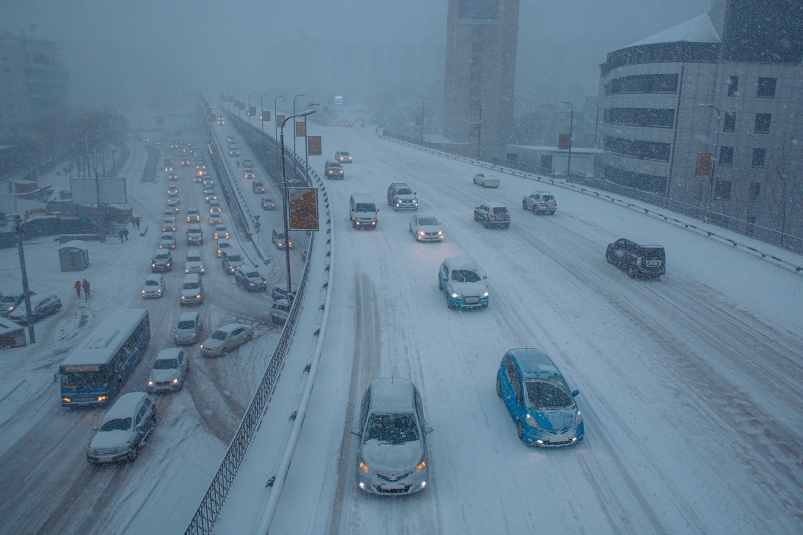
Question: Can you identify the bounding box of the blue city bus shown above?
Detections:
[59,309,150,407]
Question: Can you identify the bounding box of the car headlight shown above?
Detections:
[359,461,371,474]
[450,292,460,298]
[481,291,489,297]
[196,294,201,299]
[171,378,179,384]
[181,295,185,299]
[418,230,425,235]
[148,380,154,386]
[142,290,145,295]
[438,230,443,235]
[574,410,583,426]
[415,460,426,473]
[525,413,540,429]
[152,263,156,267]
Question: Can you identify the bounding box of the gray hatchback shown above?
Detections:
[352,378,432,495]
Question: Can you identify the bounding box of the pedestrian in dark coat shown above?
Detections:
[119,229,125,243]
[124,228,129,240]
[74,280,82,298]
[82,279,91,299]
[135,217,141,230]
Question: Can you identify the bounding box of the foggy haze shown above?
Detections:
[3,0,709,112]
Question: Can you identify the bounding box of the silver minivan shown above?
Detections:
[349,193,379,229]
[352,378,432,495]
[179,273,204,305]
[174,311,203,345]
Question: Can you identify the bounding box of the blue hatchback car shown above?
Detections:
[496,348,584,447]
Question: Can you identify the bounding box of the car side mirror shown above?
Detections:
[376,208,380,212]
[572,390,579,397]
[425,427,433,435]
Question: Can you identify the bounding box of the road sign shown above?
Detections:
[308,136,322,156]
[288,187,319,231]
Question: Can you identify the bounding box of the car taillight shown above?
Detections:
[488,213,493,218]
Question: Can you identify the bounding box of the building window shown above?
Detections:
[752,148,766,168]
[603,108,675,128]
[719,146,734,165]
[608,74,678,95]
[755,113,771,133]
[714,181,732,200]
[757,78,777,98]
[604,166,667,193]
[728,76,739,96]
[749,182,761,199]
[540,155,553,170]
[723,113,736,132]
[604,136,671,161]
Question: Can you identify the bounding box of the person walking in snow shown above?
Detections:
[82,279,91,299]
[118,229,125,243]
[135,217,141,230]
[74,280,82,298]
[124,228,129,241]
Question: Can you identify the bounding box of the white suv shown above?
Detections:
[86,392,156,464]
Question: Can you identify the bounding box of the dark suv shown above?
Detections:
[474,203,510,229]
[606,239,666,279]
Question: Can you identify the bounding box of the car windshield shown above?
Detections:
[161,235,172,240]
[246,271,261,279]
[397,188,412,195]
[219,243,230,249]
[451,269,481,283]
[228,255,242,263]
[177,320,195,329]
[356,203,375,212]
[99,418,132,432]
[183,282,200,290]
[187,256,201,262]
[153,358,178,370]
[365,413,419,444]
[155,253,169,260]
[492,207,508,214]
[145,280,160,286]
[330,162,341,168]
[0,296,17,304]
[418,217,438,226]
[525,378,574,410]
[275,233,286,239]
[210,330,228,341]
[341,152,350,156]
[189,229,201,234]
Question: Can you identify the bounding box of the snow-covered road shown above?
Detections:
[0,109,295,534]
[216,124,803,535]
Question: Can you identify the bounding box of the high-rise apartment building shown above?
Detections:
[0,33,69,139]
[443,0,520,160]
[596,0,803,234]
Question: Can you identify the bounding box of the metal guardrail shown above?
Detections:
[184,111,319,535]
[381,131,803,256]
[380,133,803,275]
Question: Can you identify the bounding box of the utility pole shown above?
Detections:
[304,103,320,174]
[13,216,35,343]
[274,95,285,140]
[561,101,574,181]
[700,104,721,224]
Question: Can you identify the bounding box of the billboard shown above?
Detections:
[696,153,712,177]
[70,178,128,205]
[276,114,286,127]
[558,134,570,150]
[296,121,306,137]
[249,106,256,116]
[260,111,271,121]
[308,136,322,156]
[288,187,319,231]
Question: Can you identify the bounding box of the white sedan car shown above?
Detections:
[147,348,189,393]
[141,274,165,298]
[473,173,500,188]
[409,215,444,242]
[200,323,254,357]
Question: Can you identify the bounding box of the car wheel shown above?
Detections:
[496,376,502,398]
[128,446,138,462]
[522,200,527,210]
[246,334,253,343]
[606,253,614,264]
[517,420,525,443]
[483,218,489,228]
[549,211,556,215]
[627,264,637,278]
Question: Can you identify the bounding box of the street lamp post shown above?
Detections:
[292,94,307,184]
[12,216,35,343]
[560,101,574,181]
[274,95,285,140]
[260,93,270,135]
[279,109,316,301]
[700,103,721,224]
[304,103,321,174]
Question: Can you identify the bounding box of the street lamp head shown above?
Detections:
[298,109,316,117]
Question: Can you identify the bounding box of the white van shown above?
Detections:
[180,273,204,305]
[349,193,379,229]
[185,249,204,274]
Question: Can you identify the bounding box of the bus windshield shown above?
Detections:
[62,370,109,389]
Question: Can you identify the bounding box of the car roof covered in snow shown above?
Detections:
[369,378,415,414]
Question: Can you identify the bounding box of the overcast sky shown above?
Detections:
[2,0,710,111]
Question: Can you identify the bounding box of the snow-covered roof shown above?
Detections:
[627,13,720,48]
[103,392,148,421]
[61,309,148,368]
[444,256,480,272]
[370,378,415,413]
[511,348,561,379]
[155,348,182,361]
